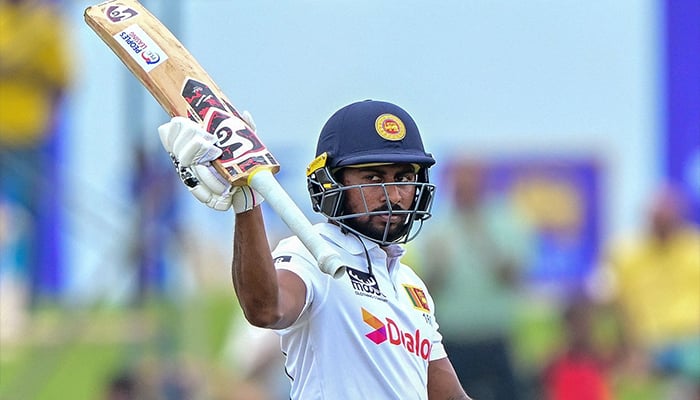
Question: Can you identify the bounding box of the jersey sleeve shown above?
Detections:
[427,291,448,361]
[271,236,328,333]
[429,327,448,361]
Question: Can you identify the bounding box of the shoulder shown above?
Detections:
[396,262,434,301]
[272,224,345,290]
[272,235,321,282]
[398,262,425,284]
[274,235,314,260]
[273,222,350,262]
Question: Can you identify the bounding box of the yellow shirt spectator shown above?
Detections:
[606,187,700,350]
[0,0,71,146]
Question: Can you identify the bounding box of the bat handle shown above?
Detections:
[249,168,346,279]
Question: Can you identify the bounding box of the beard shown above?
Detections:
[341,205,410,243]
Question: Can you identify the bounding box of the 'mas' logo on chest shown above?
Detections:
[361,308,432,360]
[347,267,386,301]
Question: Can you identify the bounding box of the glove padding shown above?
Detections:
[159,114,264,213]
[159,116,222,166]
[169,154,265,213]
[231,184,265,214]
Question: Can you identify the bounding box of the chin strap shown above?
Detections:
[346,230,375,277]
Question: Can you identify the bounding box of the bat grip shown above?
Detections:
[249,169,346,279]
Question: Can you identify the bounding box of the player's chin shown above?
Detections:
[370,220,406,241]
[348,216,405,242]
[368,218,394,232]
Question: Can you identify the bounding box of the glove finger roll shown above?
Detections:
[176,136,217,166]
[192,165,229,194]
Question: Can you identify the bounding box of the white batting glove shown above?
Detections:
[231,184,265,214]
[159,114,264,213]
[158,116,221,166]
[168,154,231,211]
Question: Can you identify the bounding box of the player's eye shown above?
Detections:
[396,172,417,183]
[364,174,382,183]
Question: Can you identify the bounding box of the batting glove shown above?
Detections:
[168,154,230,211]
[231,184,265,214]
[158,116,222,166]
[159,114,264,213]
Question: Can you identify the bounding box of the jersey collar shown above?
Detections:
[317,222,404,258]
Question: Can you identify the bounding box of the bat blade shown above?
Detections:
[84,0,279,184]
[84,0,345,278]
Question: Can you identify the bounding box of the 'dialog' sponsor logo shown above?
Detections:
[361,308,431,360]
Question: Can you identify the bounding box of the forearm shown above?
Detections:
[232,207,281,327]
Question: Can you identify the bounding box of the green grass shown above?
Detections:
[0,293,241,400]
[0,330,127,399]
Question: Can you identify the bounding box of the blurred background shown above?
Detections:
[1,0,698,399]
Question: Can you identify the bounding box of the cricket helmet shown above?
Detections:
[306,100,436,245]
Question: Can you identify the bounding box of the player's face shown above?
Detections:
[338,164,418,242]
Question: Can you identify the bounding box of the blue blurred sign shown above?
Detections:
[665,0,700,224]
[485,158,601,290]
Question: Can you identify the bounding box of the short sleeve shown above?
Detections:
[271,236,328,333]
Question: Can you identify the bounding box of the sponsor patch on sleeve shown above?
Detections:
[273,255,292,264]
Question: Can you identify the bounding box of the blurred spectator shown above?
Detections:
[412,159,534,400]
[0,0,72,306]
[128,144,181,305]
[600,184,700,399]
[0,201,31,342]
[541,296,613,400]
[104,370,139,400]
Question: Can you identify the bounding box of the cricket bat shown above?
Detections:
[84,0,345,278]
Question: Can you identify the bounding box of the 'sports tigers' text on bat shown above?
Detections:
[84,0,345,278]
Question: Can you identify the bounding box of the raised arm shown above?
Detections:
[232,207,307,329]
[157,117,307,330]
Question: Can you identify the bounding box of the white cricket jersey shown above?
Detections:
[271,223,447,400]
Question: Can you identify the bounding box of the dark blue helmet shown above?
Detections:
[307,100,436,245]
[314,100,437,168]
